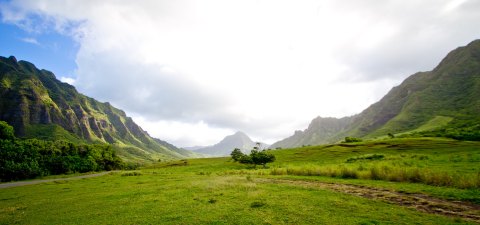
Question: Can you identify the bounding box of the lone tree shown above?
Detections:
[230,143,276,168]
[250,149,276,168]
[230,148,244,162]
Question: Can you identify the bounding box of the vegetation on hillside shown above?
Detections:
[0,56,196,161]
[0,121,124,181]
[1,137,478,224]
[271,39,480,148]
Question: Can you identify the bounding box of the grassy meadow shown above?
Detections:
[1,137,479,224]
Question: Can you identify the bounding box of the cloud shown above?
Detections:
[59,76,75,85]
[20,37,39,45]
[1,0,480,146]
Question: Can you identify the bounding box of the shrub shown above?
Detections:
[344,137,363,143]
[121,171,142,176]
[0,121,15,140]
[250,201,267,208]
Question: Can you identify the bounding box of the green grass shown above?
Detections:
[411,116,453,132]
[24,124,84,144]
[0,137,479,224]
[0,171,474,224]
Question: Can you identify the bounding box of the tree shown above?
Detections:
[0,121,15,140]
[231,147,276,168]
[230,148,244,162]
[250,149,276,168]
[387,133,395,138]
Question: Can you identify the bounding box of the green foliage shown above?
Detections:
[231,147,276,168]
[419,125,480,141]
[0,57,191,161]
[250,149,276,168]
[230,148,244,162]
[387,133,395,138]
[0,139,124,181]
[0,121,15,140]
[0,138,479,224]
[344,137,363,143]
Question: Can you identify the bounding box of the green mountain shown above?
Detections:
[271,39,480,148]
[271,116,355,148]
[0,56,197,162]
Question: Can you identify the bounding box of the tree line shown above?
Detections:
[0,121,124,181]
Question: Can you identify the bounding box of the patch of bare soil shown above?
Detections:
[257,178,480,223]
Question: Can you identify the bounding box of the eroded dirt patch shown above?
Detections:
[257,178,480,223]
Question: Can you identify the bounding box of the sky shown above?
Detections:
[1,0,479,147]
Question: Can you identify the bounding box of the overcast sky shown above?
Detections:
[1,0,480,147]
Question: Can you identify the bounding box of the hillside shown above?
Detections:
[272,39,480,148]
[192,131,269,156]
[0,56,197,161]
[271,116,355,149]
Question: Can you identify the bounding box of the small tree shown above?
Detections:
[251,149,276,168]
[231,147,276,168]
[230,148,244,162]
[387,133,395,138]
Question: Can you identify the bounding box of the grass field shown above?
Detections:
[1,138,479,224]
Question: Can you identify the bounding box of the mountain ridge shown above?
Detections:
[0,56,197,161]
[271,39,480,148]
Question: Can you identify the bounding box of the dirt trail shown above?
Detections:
[0,171,115,189]
[258,178,480,223]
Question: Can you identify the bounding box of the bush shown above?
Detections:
[121,171,142,176]
[344,137,363,143]
[0,121,15,140]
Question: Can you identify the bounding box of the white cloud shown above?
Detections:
[1,0,480,146]
[20,37,39,45]
[59,76,75,85]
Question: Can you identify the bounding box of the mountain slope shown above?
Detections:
[0,56,197,161]
[270,116,354,149]
[192,131,269,156]
[272,39,480,148]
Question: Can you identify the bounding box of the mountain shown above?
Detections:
[191,131,269,156]
[271,39,480,148]
[183,146,207,151]
[0,56,198,162]
[271,116,355,148]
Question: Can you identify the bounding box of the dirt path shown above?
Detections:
[0,171,115,189]
[258,178,480,223]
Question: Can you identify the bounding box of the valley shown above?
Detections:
[1,138,479,224]
[0,4,479,224]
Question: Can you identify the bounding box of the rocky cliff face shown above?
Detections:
[0,56,197,161]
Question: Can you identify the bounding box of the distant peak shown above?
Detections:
[233,131,247,136]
